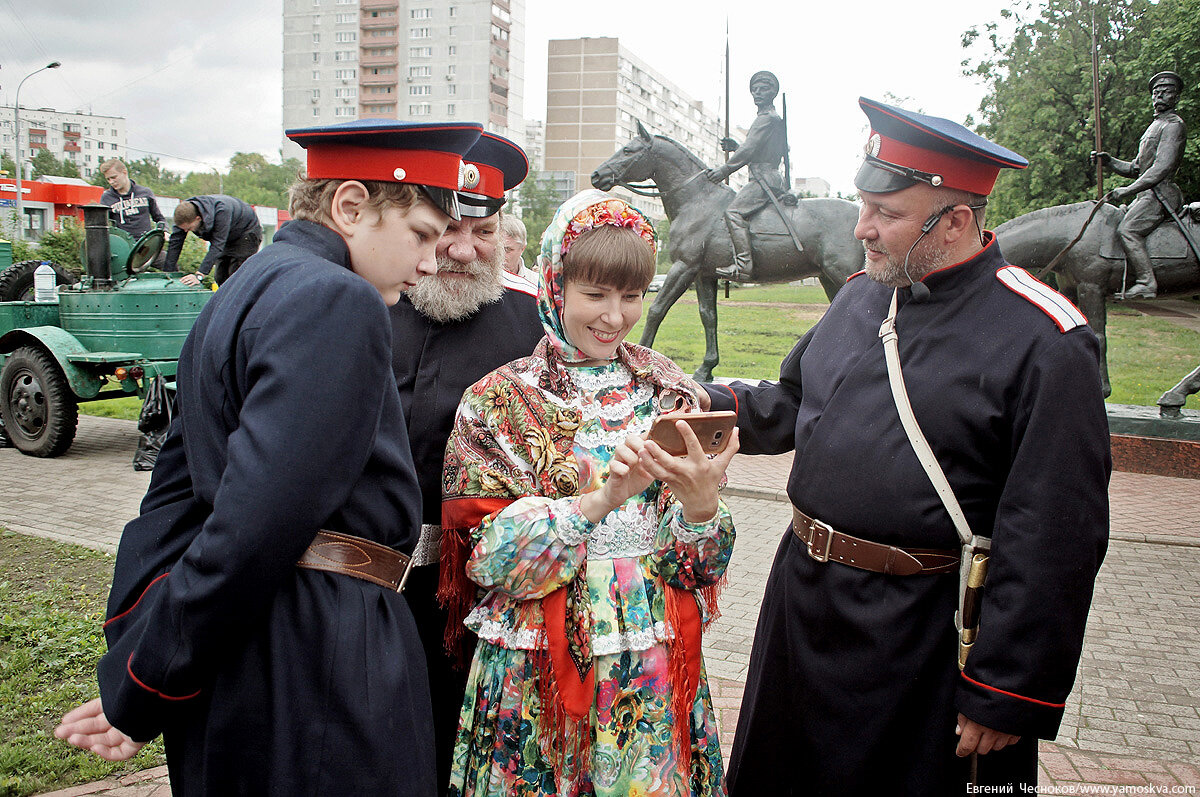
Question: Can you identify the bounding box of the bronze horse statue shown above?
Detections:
[590,122,863,380]
[995,200,1200,396]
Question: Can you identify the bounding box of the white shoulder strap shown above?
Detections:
[878,290,979,547]
[878,290,990,633]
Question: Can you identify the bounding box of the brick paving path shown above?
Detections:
[4,415,1198,795]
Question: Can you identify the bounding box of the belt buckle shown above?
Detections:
[806,517,834,563]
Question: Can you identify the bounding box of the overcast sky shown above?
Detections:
[1,0,1015,196]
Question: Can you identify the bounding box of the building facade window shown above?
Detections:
[334,50,358,61]
[409,85,431,96]
[409,66,431,77]
[335,68,357,79]
[447,103,456,115]
[336,12,355,22]
[334,106,356,116]
[335,31,357,42]
[410,46,432,57]
[410,7,431,18]
[410,27,430,38]
[335,87,357,98]
[409,103,431,115]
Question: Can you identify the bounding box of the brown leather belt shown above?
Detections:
[297,530,413,592]
[791,506,958,576]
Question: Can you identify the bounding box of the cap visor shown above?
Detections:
[456,191,506,218]
[419,185,461,220]
[854,160,919,194]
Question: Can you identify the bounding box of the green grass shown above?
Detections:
[634,284,1200,410]
[0,530,165,797]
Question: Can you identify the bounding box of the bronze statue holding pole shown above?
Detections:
[1090,71,1188,298]
[706,70,798,282]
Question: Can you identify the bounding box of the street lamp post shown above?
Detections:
[13,61,62,242]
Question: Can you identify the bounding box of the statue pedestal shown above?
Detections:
[1106,404,1200,479]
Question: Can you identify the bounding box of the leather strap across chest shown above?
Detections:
[791,506,958,576]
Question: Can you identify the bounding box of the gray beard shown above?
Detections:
[405,251,505,322]
[863,237,951,288]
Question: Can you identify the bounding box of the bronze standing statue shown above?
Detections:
[1090,71,1187,299]
[705,71,793,282]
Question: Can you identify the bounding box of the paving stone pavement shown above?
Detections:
[3,414,1198,795]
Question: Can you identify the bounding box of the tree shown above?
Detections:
[30,150,81,179]
[1,151,17,178]
[963,0,1155,223]
[513,171,566,256]
[1126,0,1200,202]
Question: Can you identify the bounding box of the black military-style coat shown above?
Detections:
[712,235,1111,795]
[99,220,435,796]
[389,275,543,526]
[387,272,543,792]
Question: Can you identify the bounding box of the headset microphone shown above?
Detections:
[902,206,954,302]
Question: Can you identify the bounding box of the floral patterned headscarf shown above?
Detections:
[537,189,657,364]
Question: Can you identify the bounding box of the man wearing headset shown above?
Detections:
[698,97,1111,794]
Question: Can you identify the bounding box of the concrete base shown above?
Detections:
[1107,404,1200,479]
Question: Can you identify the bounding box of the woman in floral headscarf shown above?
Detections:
[440,190,737,797]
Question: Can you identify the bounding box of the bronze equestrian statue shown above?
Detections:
[590,122,862,381]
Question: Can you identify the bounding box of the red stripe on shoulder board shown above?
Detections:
[502,270,537,297]
[995,266,1087,332]
[846,270,866,283]
[960,672,1066,708]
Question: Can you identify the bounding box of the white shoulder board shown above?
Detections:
[502,269,537,298]
[996,266,1087,333]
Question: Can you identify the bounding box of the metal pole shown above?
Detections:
[723,19,730,182]
[1091,5,1104,200]
[13,61,62,242]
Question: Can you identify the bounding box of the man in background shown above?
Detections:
[499,212,538,284]
[99,159,165,239]
[164,194,262,286]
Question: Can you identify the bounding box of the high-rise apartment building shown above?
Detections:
[544,37,732,219]
[281,0,525,160]
[1,107,126,179]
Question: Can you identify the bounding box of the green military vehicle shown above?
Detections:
[0,204,213,457]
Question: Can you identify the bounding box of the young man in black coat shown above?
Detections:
[56,119,484,796]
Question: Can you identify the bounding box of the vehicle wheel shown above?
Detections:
[0,345,78,457]
[0,260,75,302]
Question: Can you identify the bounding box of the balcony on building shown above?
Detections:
[360,15,397,30]
[63,142,81,153]
[360,51,396,67]
[360,72,398,87]
[360,30,398,46]
[360,0,398,9]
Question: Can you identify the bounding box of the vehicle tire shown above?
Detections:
[0,260,75,302]
[0,345,78,457]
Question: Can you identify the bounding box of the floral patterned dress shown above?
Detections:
[446,358,733,797]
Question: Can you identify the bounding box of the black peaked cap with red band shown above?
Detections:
[285,119,483,220]
[854,97,1027,196]
[457,132,529,218]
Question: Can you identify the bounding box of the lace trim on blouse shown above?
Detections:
[466,605,673,654]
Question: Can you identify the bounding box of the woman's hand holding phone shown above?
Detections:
[640,416,740,523]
